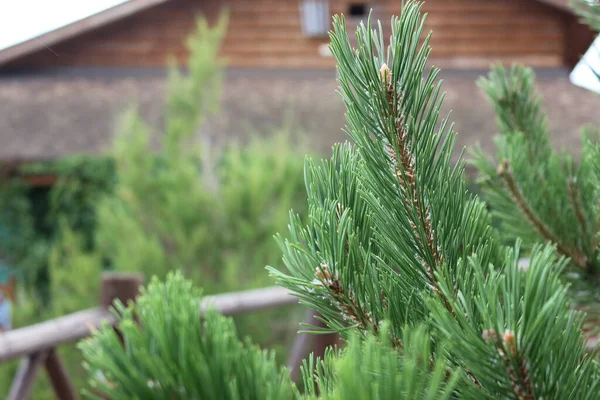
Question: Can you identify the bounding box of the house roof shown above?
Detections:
[0,0,584,68]
[0,68,598,166]
[0,0,169,66]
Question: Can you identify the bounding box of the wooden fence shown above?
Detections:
[0,273,339,400]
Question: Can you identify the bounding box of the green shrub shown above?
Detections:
[0,11,308,398]
[81,272,460,400]
[80,271,297,400]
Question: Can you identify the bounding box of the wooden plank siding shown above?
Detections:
[2,0,574,71]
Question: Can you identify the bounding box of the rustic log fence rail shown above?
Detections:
[0,272,335,400]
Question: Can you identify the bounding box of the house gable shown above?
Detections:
[0,0,595,71]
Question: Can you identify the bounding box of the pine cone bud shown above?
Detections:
[502,329,516,355]
[380,63,391,84]
[315,263,332,281]
[497,158,510,177]
[482,328,498,342]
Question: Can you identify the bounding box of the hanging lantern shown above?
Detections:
[300,0,330,37]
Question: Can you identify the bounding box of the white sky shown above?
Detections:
[0,0,128,51]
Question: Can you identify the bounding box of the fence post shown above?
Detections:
[93,273,143,399]
[45,348,79,400]
[287,309,341,382]
[100,272,144,310]
[8,351,47,400]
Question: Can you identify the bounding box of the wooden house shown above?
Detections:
[0,0,595,72]
[0,0,599,184]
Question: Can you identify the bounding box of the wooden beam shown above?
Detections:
[286,309,341,382]
[199,286,298,316]
[0,285,297,362]
[45,349,79,400]
[0,0,172,66]
[100,272,144,309]
[0,308,115,362]
[8,352,47,400]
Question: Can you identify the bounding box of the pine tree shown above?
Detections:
[82,2,600,399]
[472,0,600,334]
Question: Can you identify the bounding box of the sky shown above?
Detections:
[0,0,128,51]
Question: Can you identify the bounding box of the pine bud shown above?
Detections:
[315,263,332,281]
[482,328,498,342]
[496,158,510,177]
[337,202,344,217]
[502,329,517,355]
[502,329,515,345]
[380,63,391,84]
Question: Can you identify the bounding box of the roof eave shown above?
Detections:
[0,0,171,66]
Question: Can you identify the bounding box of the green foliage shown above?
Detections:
[96,12,228,279]
[0,179,46,281]
[96,103,221,280]
[431,243,599,399]
[302,325,461,400]
[269,2,600,399]
[48,223,102,315]
[572,0,600,33]
[0,155,115,302]
[1,11,308,398]
[81,273,465,400]
[81,4,600,398]
[273,5,500,344]
[17,156,116,249]
[80,272,297,400]
[94,13,307,297]
[218,129,308,288]
[471,63,600,332]
[89,10,307,369]
[0,226,102,398]
[46,156,116,250]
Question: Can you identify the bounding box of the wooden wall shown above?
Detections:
[2,0,579,71]
[421,0,566,68]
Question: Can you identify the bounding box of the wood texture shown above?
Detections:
[8,352,47,400]
[45,349,79,400]
[0,308,115,362]
[1,0,587,70]
[100,272,144,309]
[287,309,341,382]
[199,285,298,316]
[0,285,296,362]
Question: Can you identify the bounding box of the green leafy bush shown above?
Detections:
[81,272,461,400]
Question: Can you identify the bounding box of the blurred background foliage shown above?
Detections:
[0,13,309,397]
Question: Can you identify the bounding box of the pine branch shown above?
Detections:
[315,263,380,336]
[568,177,596,256]
[380,64,454,316]
[571,0,600,32]
[274,4,600,399]
[482,329,534,400]
[497,159,587,268]
[477,64,552,162]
